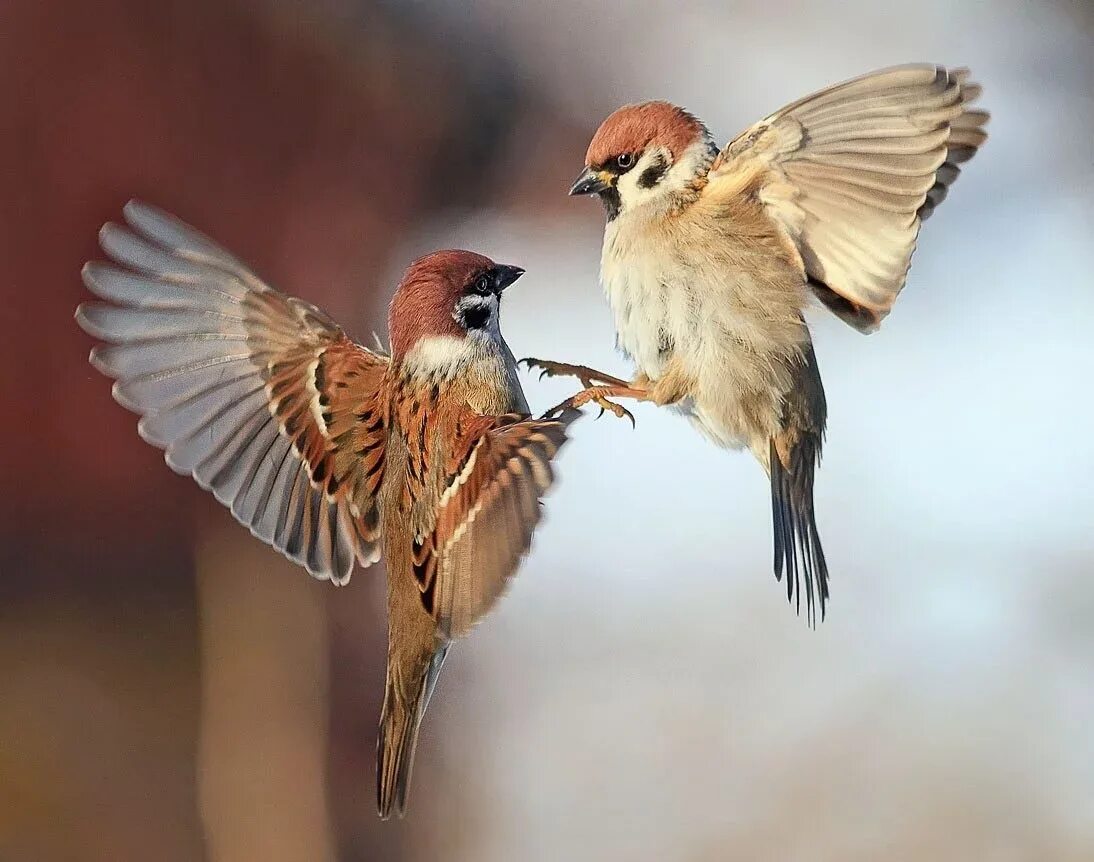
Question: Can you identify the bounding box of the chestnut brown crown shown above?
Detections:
[388,250,524,360]
[584,101,707,168]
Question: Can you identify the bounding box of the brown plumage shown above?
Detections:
[586,101,709,166]
[76,201,577,818]
[387,250,495,359]
[536,64,988,623]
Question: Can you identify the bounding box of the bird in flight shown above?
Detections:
[76,201,578,818]
[525,65,988,624]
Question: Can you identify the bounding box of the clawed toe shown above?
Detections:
[594,397,635,427]
[518,358,629,389]
[566,386,638,427]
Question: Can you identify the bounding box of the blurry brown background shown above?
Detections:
[2,1,1093,860]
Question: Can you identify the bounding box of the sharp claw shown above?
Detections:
[606,399,635,427]
[515,359,628,391]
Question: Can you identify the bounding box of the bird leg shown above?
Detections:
[528,357,691,425]
[523,356,644,424]
[519,357,631,389]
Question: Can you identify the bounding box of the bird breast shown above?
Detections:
[600,208,811,446]
[600,216,688,381]
[398,333,528,417]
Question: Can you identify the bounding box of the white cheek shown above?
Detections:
[616,139,716,214]
[672,138,717,184]
[616,148,671,210]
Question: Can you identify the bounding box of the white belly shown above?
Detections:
[600,221,808,451]
[601,236,689,381]
[604,269,744,448]
[604,283,660,379]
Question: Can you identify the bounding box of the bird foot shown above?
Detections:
[518,357,630,390]
[543,384,647,427]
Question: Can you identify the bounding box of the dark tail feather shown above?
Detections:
[376,647,448,819]
[770,436,829,626]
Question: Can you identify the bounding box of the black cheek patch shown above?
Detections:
[638,154,668,189]
[461,304,491,329]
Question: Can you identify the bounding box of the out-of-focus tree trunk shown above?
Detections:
[195,517,335,862]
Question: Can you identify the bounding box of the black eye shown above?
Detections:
[616,153,634,170]
[473,274,491,294]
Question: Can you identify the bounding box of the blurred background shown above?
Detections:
[3,0,1093,859]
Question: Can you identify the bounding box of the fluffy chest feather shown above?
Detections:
[603,212,802,367]
[396,333,528,417]
[600,205,811,445]
[600,217,682,379]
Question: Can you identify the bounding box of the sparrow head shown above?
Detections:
[570,101,717,219]
[388,249,524,372]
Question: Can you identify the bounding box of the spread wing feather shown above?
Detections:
[710,64,988,331]
[76,200,389,583]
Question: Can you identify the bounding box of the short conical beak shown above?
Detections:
[569,167,611,196]
[493,264,525,292]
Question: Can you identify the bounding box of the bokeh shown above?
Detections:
[2,1,1092,859]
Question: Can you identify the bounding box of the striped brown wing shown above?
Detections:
[709,64,988,332]
[75,200,388,583]
[413,409,578,640]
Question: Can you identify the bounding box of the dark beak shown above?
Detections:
[493,264,525,292]
[568,167,611,196]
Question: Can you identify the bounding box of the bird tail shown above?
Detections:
[770,432,829,626]
[769,339,829,626]
[376,646,448,819]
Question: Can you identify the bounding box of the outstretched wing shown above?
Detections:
[709,64,988,332]
[76,200,389,583]
[412,409,578,640]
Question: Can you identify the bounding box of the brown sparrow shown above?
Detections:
[76,201,578,818]
[526,64,988,623]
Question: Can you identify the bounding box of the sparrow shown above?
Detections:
[76,201,578,818]
[526,64,988,623]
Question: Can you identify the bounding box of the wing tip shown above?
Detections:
[86,342,113,376]
[109,380,143,412]
[122,197,147,219]
[305,559,353,585]
[97,220,120,248]
[74,302,113,342]
[80,260,100,292]
[123,198,169,238]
